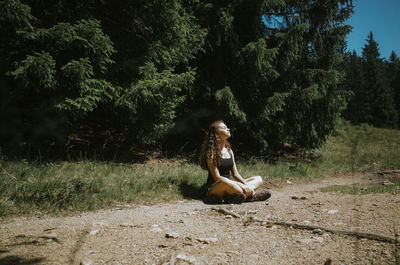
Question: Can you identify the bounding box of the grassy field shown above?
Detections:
[1,123,400,217]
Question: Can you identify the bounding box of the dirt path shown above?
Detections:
[1,171,399,265]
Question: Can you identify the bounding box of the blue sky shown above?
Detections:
[346,0,400,60]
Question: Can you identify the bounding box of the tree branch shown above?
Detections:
[212,208,398,244]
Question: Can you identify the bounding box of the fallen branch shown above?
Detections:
[211,207,241,218]
[268,220,398,244]
[212,208,398,244]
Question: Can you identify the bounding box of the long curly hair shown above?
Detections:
[199,120,231,170]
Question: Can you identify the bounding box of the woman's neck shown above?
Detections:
[219,139,227,150]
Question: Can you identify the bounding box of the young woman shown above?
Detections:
[199,120,271,204]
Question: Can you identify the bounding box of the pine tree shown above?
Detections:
[342,51,370,124]
[0,0,116,154]
[387,51,400,127]
[361,32,397,128]
[101,0,207,145]
[183,0,354,153]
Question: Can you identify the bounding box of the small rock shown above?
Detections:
[151,224,163,232]
[80,257,94,265]
[313,236,324,243]
[89,229,99,236]
[286,180,293,185]
[328,209,338,214]
[248,209,257,214]
[176,253,196,263]
[92,222,106,226]
[313,229,323,234]
[333,222,344,226]
[249,216,262,222]
[298,238,313,244]
[383,180,394,186]
[82,250,96,255]
[165,232,179,239]
[197,237,218,244]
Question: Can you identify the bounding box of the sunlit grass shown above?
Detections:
[0,161,205,217]
[1,123,399,217]
[319,184,400,195]
[239,123,400,179]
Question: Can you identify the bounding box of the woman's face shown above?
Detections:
[217,122,231,139]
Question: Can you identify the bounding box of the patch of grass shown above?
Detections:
[316,122,400,172]
[0,161,204,217]
[239,122,400,179]
[1,123,399,217]
[319,184,400,195]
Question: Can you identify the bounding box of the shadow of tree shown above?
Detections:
[0,255,45,265]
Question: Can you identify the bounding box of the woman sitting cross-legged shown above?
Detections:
[199,120,271,204]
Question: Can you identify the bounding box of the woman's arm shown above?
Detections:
[230,150,246,184]
[207,156,241,186]
[207,156,225,182]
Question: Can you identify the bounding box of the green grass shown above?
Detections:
[1,123,400,217]
[318,184,400,195]
[0,161,205,217]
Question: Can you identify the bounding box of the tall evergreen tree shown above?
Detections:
[342,50,370,123]
[0,0,116,155]
[387,51,400,127]
[0,0,207,155]
[360,32,397,127]
[178,0,354,153]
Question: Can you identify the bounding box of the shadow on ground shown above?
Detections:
[0,255,45,265]
[178,182,205,201]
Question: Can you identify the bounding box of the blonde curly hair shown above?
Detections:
[199,120,231,170]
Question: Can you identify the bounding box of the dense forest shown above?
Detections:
[0,0,399,160]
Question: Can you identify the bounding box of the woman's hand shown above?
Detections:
[241,185,254,197]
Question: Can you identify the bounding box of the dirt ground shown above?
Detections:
[1,170,399,265]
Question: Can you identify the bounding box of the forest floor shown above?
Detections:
[1,170,399,265]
